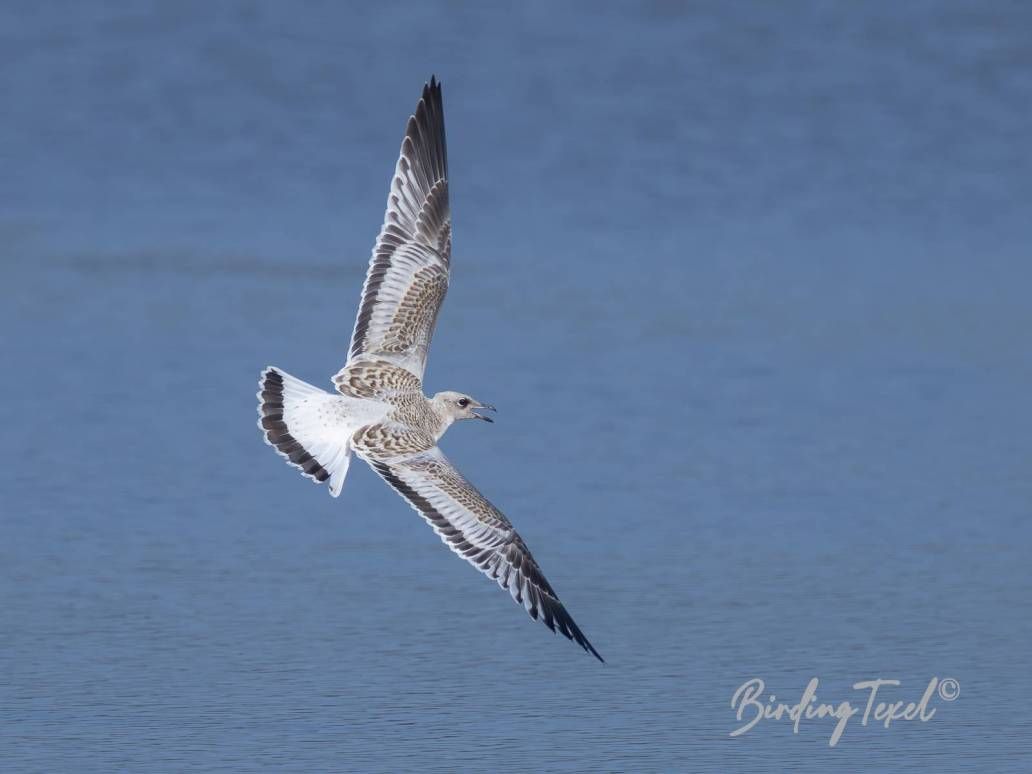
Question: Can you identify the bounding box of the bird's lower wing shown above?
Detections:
[356,445,602,661]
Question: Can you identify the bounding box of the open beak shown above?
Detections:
[473,403,496,423]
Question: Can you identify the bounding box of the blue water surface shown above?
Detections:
[2,2,1031,771]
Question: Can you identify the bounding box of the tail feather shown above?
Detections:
[257,367,352,496]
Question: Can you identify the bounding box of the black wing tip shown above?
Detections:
[582,638,605,664]
[566,618,605,663]
[404,75,446,177]
[545,598,604,663]
[422,75,443,109]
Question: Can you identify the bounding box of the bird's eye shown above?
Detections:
[457,398,470,408]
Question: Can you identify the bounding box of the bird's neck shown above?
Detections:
[426,396,456,441]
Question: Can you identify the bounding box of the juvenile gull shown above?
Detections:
[257,77,602,662]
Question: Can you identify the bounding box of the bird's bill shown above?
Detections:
[473,403,496,422]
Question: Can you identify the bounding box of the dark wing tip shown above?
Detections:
[554,602,605,663]
[422,75,443,113]
[577,630,605,663]
[511,540,604,663]
[585,640,605,664]
[415,76,447,178]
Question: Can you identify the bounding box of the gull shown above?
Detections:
[256,77,602,662]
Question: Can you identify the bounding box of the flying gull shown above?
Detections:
[257,77,602,662]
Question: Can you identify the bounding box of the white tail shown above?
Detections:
[257,367,352,497]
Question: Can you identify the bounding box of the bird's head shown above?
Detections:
[432,391,496,423]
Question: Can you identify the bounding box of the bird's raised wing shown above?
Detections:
[354,444,603,661]
[343,76,451,382]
